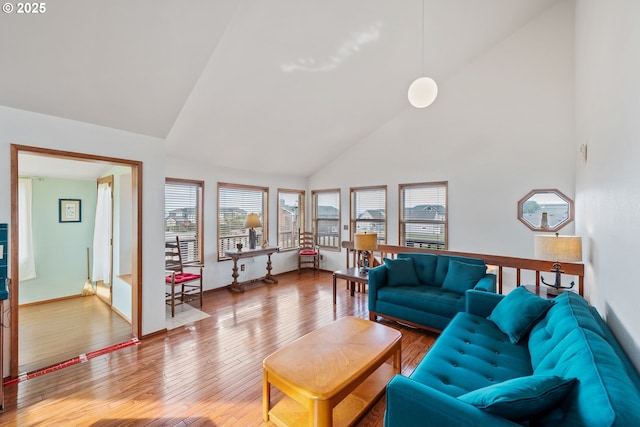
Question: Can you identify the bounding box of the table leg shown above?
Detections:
[333,274,337,304]
[229,257,243,293]
[263,253,278,284]
[393,345,402,374]
[262,370,270,421]
[350,281,355,296]
[311,399,332,427]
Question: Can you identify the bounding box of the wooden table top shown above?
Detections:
[332,268,369,282]
[263,316,401,400]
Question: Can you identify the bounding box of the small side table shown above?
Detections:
[522,284,576,299]
[224,246,280,292]
[332,268,368,304]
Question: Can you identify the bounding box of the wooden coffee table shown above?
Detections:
[263,316,402,427]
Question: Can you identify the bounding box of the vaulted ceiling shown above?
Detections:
[1,0,562,177]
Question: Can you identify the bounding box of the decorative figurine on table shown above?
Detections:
[236,243,243,252]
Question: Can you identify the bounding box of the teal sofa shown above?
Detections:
[384,288,640,426]
[368,253,496,332]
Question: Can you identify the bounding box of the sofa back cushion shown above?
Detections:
[398,253,437,286]
[434,255,486,287]
[383,257,421,287]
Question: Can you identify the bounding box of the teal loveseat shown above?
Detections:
[384,288,640,426]
[368,253,496,332]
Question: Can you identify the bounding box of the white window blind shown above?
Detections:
[400,182,447,249]
[277,189,304,250]
[165,179,203,263]
[312,189,340,250]
[351,186,386,244]
[218,183,268,259]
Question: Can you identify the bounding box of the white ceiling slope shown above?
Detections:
[1,0,561,177]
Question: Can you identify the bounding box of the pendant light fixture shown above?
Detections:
[408,0,438,108]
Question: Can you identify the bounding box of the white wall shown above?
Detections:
[310,1,577,273]
[0,106,167,338]
[164,158,307,290]
[574,0,640,370]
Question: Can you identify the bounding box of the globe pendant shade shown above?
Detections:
[408,77,438,108]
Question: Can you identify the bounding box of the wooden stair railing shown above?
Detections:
[341,241,585,296]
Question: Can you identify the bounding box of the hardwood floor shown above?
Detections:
[19,296,133,374]
[1,271,438,426]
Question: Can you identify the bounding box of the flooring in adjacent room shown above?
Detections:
[2,271,438,427]
[18,296,133,374]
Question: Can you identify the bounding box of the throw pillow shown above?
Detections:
[440,259,487,294]
[458,375,576,422]
[488,286,553,344]
[383,257,420,287]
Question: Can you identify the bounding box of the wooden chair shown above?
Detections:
[165,236,203,317]
[298,231,320,272]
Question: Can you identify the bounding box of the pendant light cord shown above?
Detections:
[421,0,424,74]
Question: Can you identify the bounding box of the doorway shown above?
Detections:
[10,144,143,378]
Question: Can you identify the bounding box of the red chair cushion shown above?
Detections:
[166,273,201,284]
[299,250,318,256]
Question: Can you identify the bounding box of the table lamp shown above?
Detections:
[244,213,262,249]
[354,232,378,274]
[534,233,582,295]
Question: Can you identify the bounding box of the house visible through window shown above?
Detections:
[350,186,386,244]
[399,182,447,249]
[165,179,204,263]
[312,189,340,250]
[218,183,268,260]
[277,189,304,250]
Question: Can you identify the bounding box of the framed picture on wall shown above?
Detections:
[59,199,82,223]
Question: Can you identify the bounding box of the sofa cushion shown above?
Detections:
[488,286,553,344]
[398,253,437,285]
[383,257,421,287]
[441,260,488,294]
[458,375,576,422]
[410,312,533,397]
[377,286,466,319]
[434,255,486,287]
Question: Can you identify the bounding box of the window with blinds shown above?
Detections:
[218,183,268,260]
[277,189,304,250]
[312,189,340,250]
[399,182,448,249]
[165,179,204,263]
[350,186,386,244]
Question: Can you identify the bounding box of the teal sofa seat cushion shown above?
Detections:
[377,286,465,319]
[442,259,489,294]
[458,375,576,422]
[383,257,421,286]
[488,286,554,344]
[410,312,532,397]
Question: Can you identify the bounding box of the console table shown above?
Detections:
[224,246,280,292]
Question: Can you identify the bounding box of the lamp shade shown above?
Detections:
[534,234,582,262]
[244,213,262,229]
[408,77,438,108]
[354,232,378,252]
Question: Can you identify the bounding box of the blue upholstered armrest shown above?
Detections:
[367,264,388,312]
[385,375,518,427]
[465,289,504,317]
[473,273,496,293]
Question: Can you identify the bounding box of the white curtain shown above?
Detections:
[18,178,36,281]
[92,182,112,284]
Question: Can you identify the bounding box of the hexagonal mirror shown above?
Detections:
[517,189,574,232]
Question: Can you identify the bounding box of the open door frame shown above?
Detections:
[9,144,143,378]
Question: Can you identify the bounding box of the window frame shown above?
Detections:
[217,182,269,261]
[399,181,448,250]
[311,188,341,251]
[165,178,205,264]
[277,188,305,251]
[350,185,387,244]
